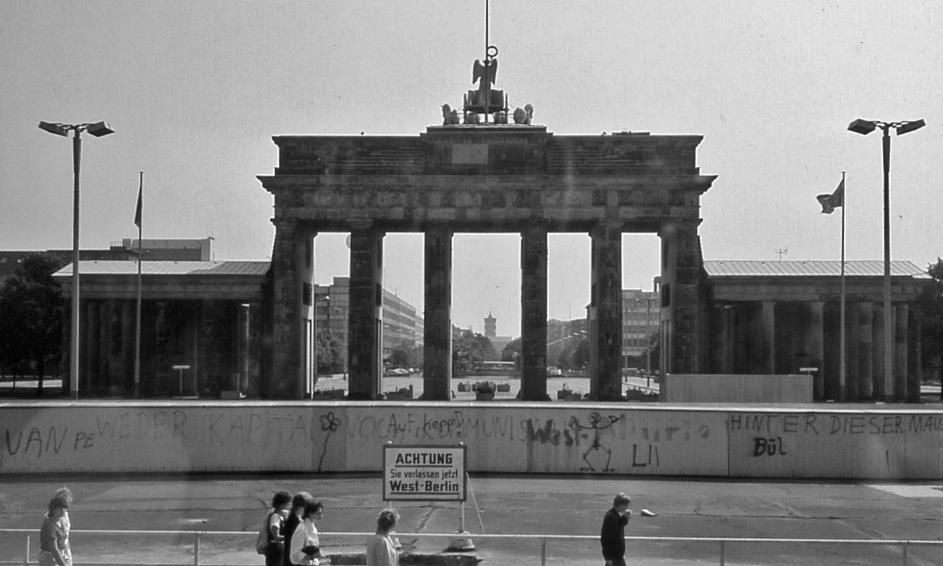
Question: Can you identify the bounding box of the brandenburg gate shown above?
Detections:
[258,121,716,400]
[259,49,715,400]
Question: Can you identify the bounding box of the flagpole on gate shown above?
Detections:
[839,171,846,402]
[134,171,143,398]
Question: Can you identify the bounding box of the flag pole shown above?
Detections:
[839,171,846,401]
[134,171,143,398]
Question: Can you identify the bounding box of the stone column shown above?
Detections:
[872,302,888,401]
[239,303,251,395]
[520,225,549,400]
[99,301,114,394]
[347,226,384,400]
[190,302,201,396]
[423,227,453,400]
[845,301,860,401]
[155,301,168,396]
[857,302,874,400]
[83,301,98,394]
[761,301,776,374]
[660,222,704,376]
[895,303,911,401]
[911,309,924,401]
[590,222,623,401]
[269,218,315,399]
[120,300,134,396]
[809,301,825,401]
[713,305,731,373]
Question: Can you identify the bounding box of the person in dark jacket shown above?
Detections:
[600,492,631,566]
[283,492,313,566]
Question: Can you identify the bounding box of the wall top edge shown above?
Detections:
[1,401,939,414]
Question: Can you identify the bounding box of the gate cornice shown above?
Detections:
[258,128,716,232]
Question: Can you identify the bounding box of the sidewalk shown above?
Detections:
[2,474,942,565]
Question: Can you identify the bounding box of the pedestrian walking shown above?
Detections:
[39,494,71,566]
[289,500,324,565]
[264,491,292,566]
[52,487,73,562]
[282,491,312,566]
[600,492,631,566]
[366,508,400,566]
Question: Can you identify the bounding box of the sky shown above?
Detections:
[2,1,941,337]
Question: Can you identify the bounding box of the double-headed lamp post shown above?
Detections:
[38,120,115,399]
[847,117,924,399]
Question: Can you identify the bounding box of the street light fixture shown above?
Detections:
[847,117,925,400]
[38,120,115,399]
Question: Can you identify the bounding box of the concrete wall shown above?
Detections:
[0,402,941,479]
[662,374,813,403]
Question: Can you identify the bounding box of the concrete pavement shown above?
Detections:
[2,474,942,565]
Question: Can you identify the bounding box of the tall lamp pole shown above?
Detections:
[38,120,115,399]
[847,118,925,400]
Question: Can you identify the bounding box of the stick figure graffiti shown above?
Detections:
[569,412,625,472]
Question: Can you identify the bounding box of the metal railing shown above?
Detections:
[2,528,942,566]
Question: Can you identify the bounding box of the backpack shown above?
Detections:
[255,510,275,555]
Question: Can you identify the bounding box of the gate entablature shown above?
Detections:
[260,128,715,234]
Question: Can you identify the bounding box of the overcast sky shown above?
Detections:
[2,1,941,336]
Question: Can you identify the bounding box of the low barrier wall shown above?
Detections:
[0,402,941,479]
[661,374,813,403]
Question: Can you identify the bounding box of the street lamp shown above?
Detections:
[847,117,924,400]
[38,120,115,399]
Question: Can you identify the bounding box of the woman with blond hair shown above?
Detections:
[39,494,71,566]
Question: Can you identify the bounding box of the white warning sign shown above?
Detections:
[383,444,466,501]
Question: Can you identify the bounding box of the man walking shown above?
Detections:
[600,492,631,566]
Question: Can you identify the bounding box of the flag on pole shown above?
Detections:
[816,178,844,214]
[133,176,142,227]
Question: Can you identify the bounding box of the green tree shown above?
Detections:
[315,329,344,375]
[500,337,521,372]
[387,342,423,370]
[0,254,65,395]
[452,329,496,376]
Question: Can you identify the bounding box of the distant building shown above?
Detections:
[621,279,660,370]
[704,260,930,402]
[53,260,268,398]
[483,312,513,356]
[51,266,424,398]
[107,238,213,261]
[315,277,424,372]
[2,237,215,282]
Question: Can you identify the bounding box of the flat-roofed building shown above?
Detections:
[705,260,931,402]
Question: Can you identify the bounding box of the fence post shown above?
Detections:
[902,541,909,566]
[540,537,547,566]
[719,539,725,566]
[193,532,201,566]
[24,534,30,566]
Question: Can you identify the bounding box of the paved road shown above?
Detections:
[319,374,660,401]
[2,474,941,565]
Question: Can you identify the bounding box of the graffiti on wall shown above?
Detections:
[728,413,943,458]
[0,408,345,471]
[347,408,713,473]
[2,405,721,474]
